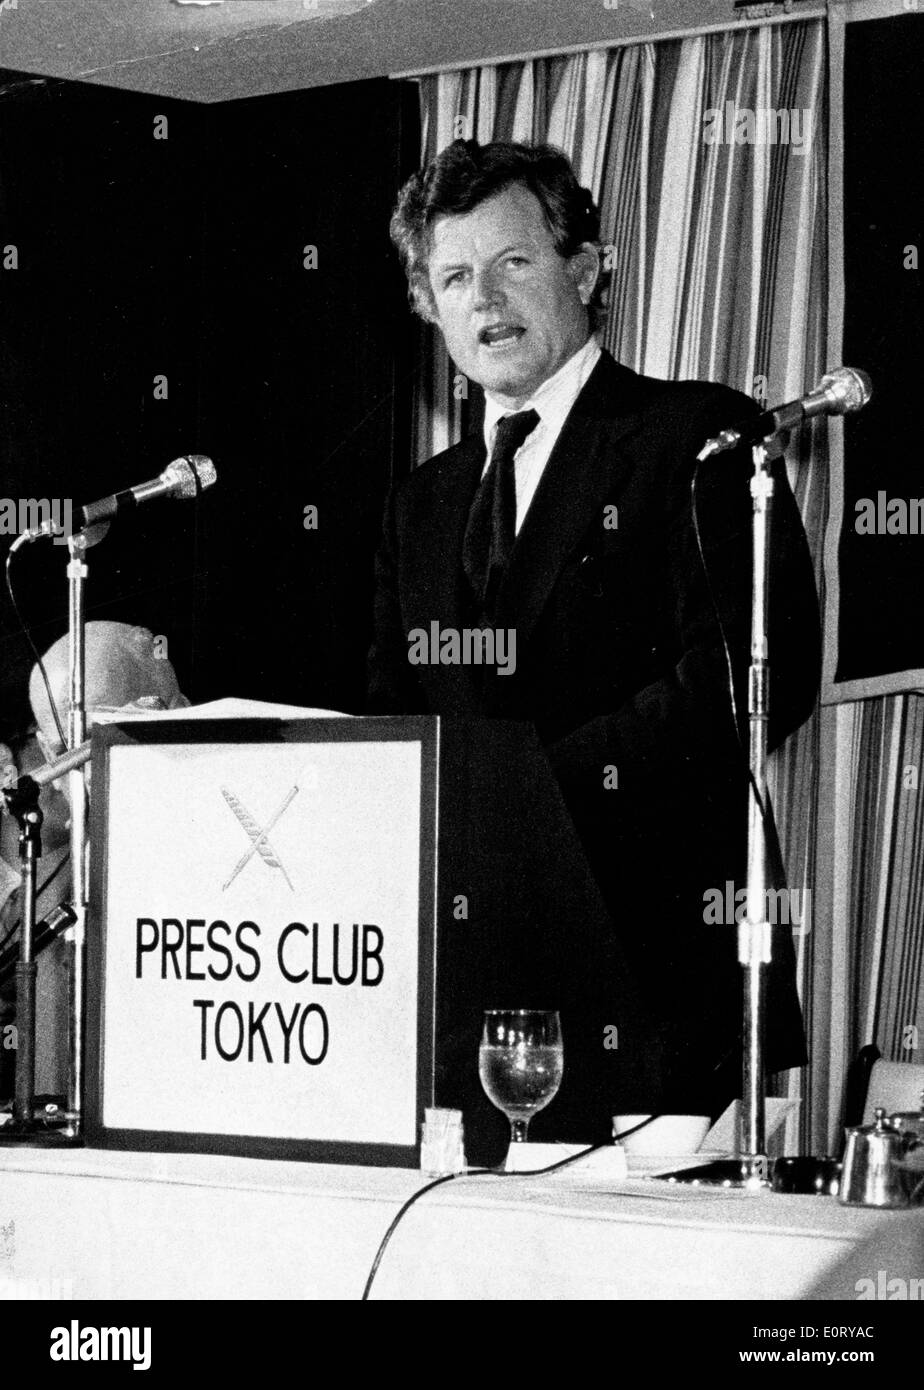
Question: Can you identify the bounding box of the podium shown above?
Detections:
[85,716,657,1167]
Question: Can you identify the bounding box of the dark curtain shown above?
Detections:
[0,72,418,739]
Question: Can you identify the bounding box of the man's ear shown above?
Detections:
[569,242,601,306]
[416,283,441,327]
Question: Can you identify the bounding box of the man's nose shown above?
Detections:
[472,267,504,310]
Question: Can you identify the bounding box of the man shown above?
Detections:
[27,621,188,757]
[369,140,820,1147]
[1,622,187,1102]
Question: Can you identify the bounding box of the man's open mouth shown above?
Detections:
[479,324,525,346]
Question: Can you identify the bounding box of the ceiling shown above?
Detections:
[0,0,828,105]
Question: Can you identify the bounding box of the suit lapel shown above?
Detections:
[410,434,484,629]
[492,354,643,645]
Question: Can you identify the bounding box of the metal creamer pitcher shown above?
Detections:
[888,1091,924,1149]
[840,1108,915,1208]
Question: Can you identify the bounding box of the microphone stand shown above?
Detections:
[0,463,213,1142]
[656,441,777,1190]
[0,535,90,1145]
[739,441,774,1182]
[0,775,79,1145]
[0,745,90,986]
[0,776,43,1138]
[62,530,89,1142]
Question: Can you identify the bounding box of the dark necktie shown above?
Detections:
[462,408,539,618]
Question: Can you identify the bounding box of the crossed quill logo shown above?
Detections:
[220,782,299,891]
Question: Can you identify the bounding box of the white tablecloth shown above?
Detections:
[0,1147,915,1300]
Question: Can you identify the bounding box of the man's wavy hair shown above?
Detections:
[390,139,608,329]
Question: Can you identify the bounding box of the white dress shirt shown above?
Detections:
[482,335,602,534]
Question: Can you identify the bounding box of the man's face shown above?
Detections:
[426,183,599,409]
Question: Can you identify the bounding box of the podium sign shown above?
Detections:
[85,718,437,1166]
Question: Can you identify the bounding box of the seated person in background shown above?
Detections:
[28,620,188,761]
[0,730,70,1102]
[0,622,187,1103]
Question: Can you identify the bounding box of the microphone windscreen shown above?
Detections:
[821,367,872,415]
[163,455,217,498]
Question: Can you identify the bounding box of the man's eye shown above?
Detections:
[506,256,528,268]
[443,271,464,288]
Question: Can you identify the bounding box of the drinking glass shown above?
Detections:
[478,1009,563,1145]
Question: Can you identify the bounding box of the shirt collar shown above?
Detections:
[482,335,602,454]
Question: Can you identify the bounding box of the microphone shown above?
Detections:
[16,454,217,544]
[697,367,872,460]
[0,902,78,987]
[27,741,92,787]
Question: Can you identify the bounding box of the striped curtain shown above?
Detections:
[408,18,922,1151]
[852,700,924,1060]
[811,695,924,1153]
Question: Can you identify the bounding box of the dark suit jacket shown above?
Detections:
[368,350,820,1141]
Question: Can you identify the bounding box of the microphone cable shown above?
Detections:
[4,545,68,752]
[360,1117,661,1299]
[0,855,70,960]
[690,455,772,827]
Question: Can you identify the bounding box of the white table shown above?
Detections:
[0,1147,917,1300]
